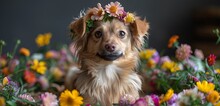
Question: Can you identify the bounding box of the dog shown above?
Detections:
[66,2,149,105]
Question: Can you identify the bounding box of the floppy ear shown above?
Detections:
[69,17,86,39]
[130,18,149,36]
[130,18,149,50]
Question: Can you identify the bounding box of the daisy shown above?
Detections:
[105,1,124,17]
[59,89,83,106]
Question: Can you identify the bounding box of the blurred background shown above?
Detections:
[0,0,220,56]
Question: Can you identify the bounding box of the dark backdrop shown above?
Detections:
[0,0,220,54]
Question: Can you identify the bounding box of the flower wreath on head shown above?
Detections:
[86,1,136,32]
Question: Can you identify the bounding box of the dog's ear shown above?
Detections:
[130,18,149,50]
[130,18,149,36]
[70,17,86,39]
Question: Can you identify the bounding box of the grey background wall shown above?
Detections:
[0,0,220,54]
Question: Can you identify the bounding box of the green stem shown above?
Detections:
[0,40,6,57]
[11,40,21,58]
[0,46,2,57]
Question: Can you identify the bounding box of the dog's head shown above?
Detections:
[70,2,149,63]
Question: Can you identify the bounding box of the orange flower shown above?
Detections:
[2,67,10,76]
[24,70,37,85]
[19,47,30,56]
[45,50,59,59]
[168,35,179,48]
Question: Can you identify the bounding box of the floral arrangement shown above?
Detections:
[133,29,220,106]
[0,1,220,105]
[0,32,84,106]
[86,1,135,32]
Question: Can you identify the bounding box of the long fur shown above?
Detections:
[66,8,149,105]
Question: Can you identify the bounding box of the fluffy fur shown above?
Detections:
[66,8,149,105]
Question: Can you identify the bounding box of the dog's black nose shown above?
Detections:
[105,44,115,52]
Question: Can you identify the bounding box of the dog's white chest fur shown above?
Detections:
[94,64,141,90]
[95,64,120,87]
[73,63,142,105]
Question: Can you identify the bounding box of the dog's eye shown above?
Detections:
[119,30,126,38]
[95,31,102,38]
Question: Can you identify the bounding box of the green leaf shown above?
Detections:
[6,100,17,106]
[86,19,94,33]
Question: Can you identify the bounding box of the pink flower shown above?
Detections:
[18,94,35,102]
[132,98,147,106]
[119,94,135,105]
[105,1,124,17]
[91,3,105,20]
[8,59,19,72]
[40,92,58,106]
[194,49,204,60]
[150,94,159,106]
[118,10,127,21]
[175,44,192,61]
[38,76,49,90]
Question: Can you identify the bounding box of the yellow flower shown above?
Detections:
[206,90,220,104]
[215,101,220,106]
[0,97,5,106]
[124,12,135,23]
[51,67,64,81]
[59,89,83,106]
[196,80,215,93]
[31,59,47,74]
[161,61,180,73]
[45,52,53,59]
[215,69,220,74]
[35,33,52,47]
[139,49,156,60]
[160,88,174,104]
[0,58,7,68]
[147,59,156,68]
[19,47,30,56]
[3,77,9,86]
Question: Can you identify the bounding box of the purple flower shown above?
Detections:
[150,94,159,106]
[119,94,135,106]
[160,56,171,64]
[152,51,160,63]
[167,94,178,105]
[118,10,127,21]
[132,98,147,106]
[184,60,198,71]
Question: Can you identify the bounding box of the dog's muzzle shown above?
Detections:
[97,52,123,61]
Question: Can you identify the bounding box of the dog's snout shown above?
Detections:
[105,44,115,52]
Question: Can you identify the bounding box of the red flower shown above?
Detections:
[207,54,216,66]
[24,70,37,85]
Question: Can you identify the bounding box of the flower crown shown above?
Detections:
[86,1,135,32]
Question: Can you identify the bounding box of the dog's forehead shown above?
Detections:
[95,19,128,30]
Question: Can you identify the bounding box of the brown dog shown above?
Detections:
[66,2,149,105]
